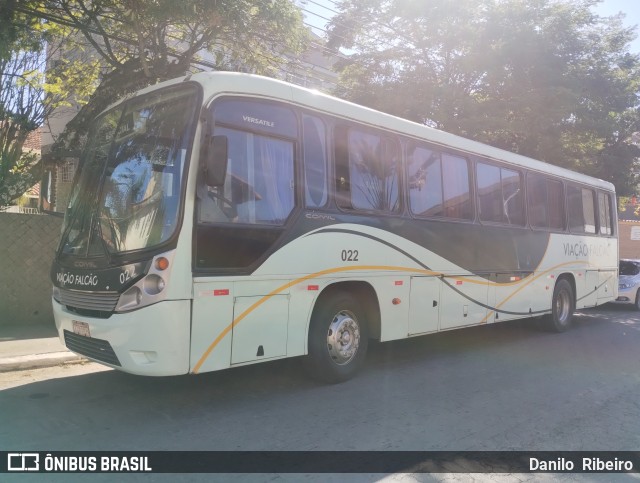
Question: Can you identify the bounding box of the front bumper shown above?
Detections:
[53,298,191,376]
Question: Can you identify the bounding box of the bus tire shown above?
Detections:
[306,292,368,383]
[634,290,640,311]
[543,279,575,332]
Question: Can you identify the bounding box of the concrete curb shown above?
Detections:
[0,352,88,373]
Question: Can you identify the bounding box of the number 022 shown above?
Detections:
[341,249,359,262]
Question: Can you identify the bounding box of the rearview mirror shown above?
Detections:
[206,135,228,186]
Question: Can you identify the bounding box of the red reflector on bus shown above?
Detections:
[456,280,463,285]
[307,285,319,291]
[214,289,229,296]
[395,281,403,286]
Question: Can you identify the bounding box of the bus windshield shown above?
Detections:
[60,85,199,257]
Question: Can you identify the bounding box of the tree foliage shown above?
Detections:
[0,2,100,205]
[327,0,640,193]
[21,0,308,160]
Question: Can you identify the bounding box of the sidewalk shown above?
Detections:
[0,323,86,372]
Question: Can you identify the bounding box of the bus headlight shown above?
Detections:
[143,274,166,295]
[52,286,61,302]
[114,250,174,313]
[116,286,142,312]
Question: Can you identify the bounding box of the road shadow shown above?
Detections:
[2,310,640,451]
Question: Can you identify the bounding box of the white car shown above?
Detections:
[615,259,640,309]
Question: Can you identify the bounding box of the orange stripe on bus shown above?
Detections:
[192,260,596,373]
[193,265,434,373]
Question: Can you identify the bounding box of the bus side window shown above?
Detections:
[477,162,502,223]
[347,130,400,213]
[547,179,565,230]
[527,174,548,228]
[598,192,613,235]
[408,145,443,217]
[501,168,524,225]
[441,153,471,220]
[527,174,565,231]
[334,126,351,209]
[567,185,596,234]
[303,115,328,208]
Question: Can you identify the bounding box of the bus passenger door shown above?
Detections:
[439,276,488,329]
[408,277,440,335]
[231,288,289,365]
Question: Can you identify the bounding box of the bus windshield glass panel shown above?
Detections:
[60,85,199,256]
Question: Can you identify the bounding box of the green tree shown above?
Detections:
[0,3,99,206]
[0,0,18,60]
[327,0,640,193]
[20,0,308,159]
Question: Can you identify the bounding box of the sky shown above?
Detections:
[595,0,640,53]
[300,0,640,54]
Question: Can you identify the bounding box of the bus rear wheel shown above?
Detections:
[306,292,368,383]
[543,279,575,332]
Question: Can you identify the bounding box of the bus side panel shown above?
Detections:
[408,276,440,335]
[439,277,488,330]
[597,270,617,302]
[231,293,289,365]
[581,270,599,308]
[287,285,320,358]
[190,281,234,373]
[369,276,411,342]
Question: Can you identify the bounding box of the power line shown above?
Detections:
[14,4,339,91]
[298,4,414,53]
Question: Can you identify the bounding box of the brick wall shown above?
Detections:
[619,220,640,260]
[0,213,63,326]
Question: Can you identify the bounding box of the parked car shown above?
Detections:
[615,259,640,309]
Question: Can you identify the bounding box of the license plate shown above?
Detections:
[72,320,91,338]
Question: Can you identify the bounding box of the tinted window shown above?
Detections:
[199,127,294,225]
[527,174,565,230]
[477,163,502,223]
[408,146,443,217]
[442,153,471,219]
[476,163,524,225]
[347,130,400,213]
[502,168,525,225]
[303,116,327,208]
[598,192,613,235]
[547,179,565,230]
[620,260,640,276]
[408,146,470,220]
[567,185,596,234]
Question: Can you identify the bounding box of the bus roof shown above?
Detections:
[127,71,616,192]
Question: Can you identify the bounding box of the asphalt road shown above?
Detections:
[2,306,640,481]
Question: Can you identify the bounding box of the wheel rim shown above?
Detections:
[556,288,571,323]
[326,310,360,365]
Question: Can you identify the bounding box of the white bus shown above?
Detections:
[51,72,618,382]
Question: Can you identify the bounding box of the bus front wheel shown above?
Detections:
[543,279,575,332]
[306,292,369,383]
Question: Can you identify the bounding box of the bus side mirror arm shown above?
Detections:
[205,135,228,187]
